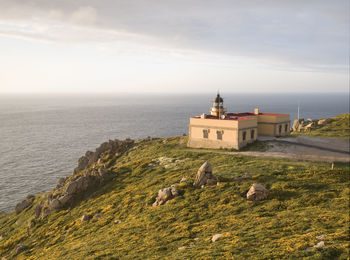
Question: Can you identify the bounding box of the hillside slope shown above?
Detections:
[0,137,349,259]
[292,113,350,139]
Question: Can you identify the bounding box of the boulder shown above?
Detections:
[34,202,43,219]
[152,187,179,207]
[49,199,61,210]
[15,199,33,214]
[180,177,187,183]
[193,161,217,188]
[16,244,27,254]
[246,184,269,201]
[56,177,67,189]
[317,119,328,125]
[314,241,325,249]
[65,176,91,195]
[93,214,103,219]
[27,218,36,229]
[81,214,91,222]
[211,234,223,242]
[58,194,72,205]
[316,234,327,240]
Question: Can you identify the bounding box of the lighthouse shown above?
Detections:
[210,92,226,118]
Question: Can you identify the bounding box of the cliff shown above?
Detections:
[0,135,349,259]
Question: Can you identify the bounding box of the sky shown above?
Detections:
[0,0,349,94]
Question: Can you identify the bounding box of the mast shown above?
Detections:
[297,101,300,120]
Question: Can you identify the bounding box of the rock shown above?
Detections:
[93,214,103,219]
[15,199,32,214]
[241,173,252,179]
[34,202,43,219]
[98,168,107,178]
[114,219,122,224]
[16,244,27,254]
[49,199,61,210]
[194,237,199,241]
[314,241,325,248]
[306,118,313,122]
[304,122,313,130]
[178,246,186,250]
[193,161,217,188]
[211,234,223,242]
[246,184,269,201]
[170,187,179,196]
[318,118,330,125]
[206,178,217,186]
[41,207,51,219]
[65,176,91,195]
[58,194,72,205]
[81,214,91,222]
[0,235,3,241]
[56,177,66,189]
[152,187,179,207]
[316,234,327,240]
[27,218,36,228]
[180,177,187,183]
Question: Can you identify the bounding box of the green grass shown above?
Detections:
[292,113,350,139]
[0,136,349,259]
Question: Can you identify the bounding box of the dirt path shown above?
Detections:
[186,136,350,163]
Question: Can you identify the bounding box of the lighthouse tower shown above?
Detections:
[210,92,226,118]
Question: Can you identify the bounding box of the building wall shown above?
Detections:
[188,117,257,150]
[257,114,290,137]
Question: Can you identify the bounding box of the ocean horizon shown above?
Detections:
[0,92,348,212]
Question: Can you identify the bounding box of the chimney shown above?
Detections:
[254,108,259,115]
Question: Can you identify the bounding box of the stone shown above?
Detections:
[193,161,217,188]
[15,199,32,214]
[16,244,27,254]
[314,241,325,248]
[49,199,61,210]
[114,219,122,224]
[206,178,217,186]
[0,235,3,241]
[246,184,269,201]
[56,177,66,188]
[58,194,72,205]
[318,119,330,125]
[211,234,223,242]
[81,214,91,222]
[158,188,173,201]
[27,218,36,229]
[93,214,103,219]
[316,234,327,240]
[98,168,107,178]
[180,177,187,183]
[241,173,252,179]
[65,176,90,195]
[152,187,179,207]
[178,246,186,250]
[34,202,43,219]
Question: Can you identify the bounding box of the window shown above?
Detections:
[279,125,282,134]
[243,131,247,141]
[285,124,288,132]
[203,129,208,138]
[250,129,255,139]
[216,130,222,140]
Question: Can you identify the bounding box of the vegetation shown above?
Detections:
[292,113,350,139]
[0,136,349,259]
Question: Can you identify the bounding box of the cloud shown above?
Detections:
[0,0,348,72]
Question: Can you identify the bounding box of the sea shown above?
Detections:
[0,93,348,212]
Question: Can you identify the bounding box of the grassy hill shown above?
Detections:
[292,113,350,139]
[0,137,349,259]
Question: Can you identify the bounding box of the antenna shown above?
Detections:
[297,101,300,120]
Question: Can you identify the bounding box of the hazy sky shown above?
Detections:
[0,0,348,93]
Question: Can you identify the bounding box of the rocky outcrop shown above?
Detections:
[291,117,332,133]
[193,161,218,188]
[15,196,34,214]
[246,184,269,201]
[32,138,134,219]
[152,187,179,207]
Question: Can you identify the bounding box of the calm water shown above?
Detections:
[0,93,348,212]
